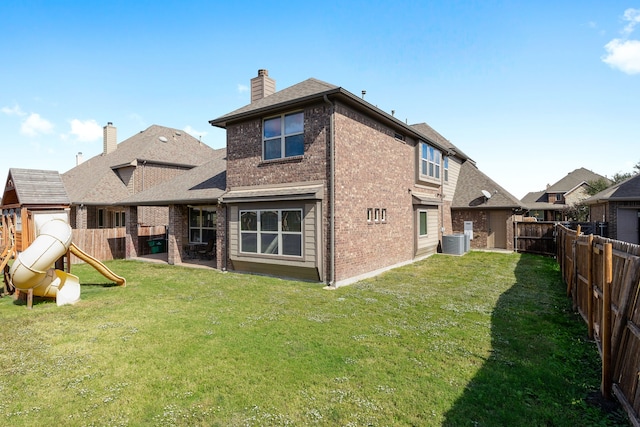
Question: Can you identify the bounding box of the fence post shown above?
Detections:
[587,234,594,340]
[601,242,613,400]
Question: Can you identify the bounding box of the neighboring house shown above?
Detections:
[451,162,524,250]
[584,173,640,244]
[521,167,610,221]
[62,123,219,233]
[199,69,518,286]
[1,169,70,252]
[118,149,227,263]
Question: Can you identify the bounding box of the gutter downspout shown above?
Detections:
[324,95,336,288]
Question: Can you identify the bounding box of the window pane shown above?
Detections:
[285,134,304,157]
[261,233,278,254]
[282,234,302,256]
[429,163,434,177]
[419,212,428,236]
[240,211,257,231]
[282,210,301,232]
[435,164,440,179]
[189,208,200,227]
[264,117,281,138]
[191,229,202,243]
[284,112,303,134]
[260,211,278,231]
[202,229,215,243]
[241,233,257,253]
[421,143,427,160]
[203,209,216,228]
[264,138,281,160]
[421,160,427,175]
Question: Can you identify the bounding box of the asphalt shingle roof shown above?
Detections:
[210,78,471,162]
[546,167,609,193]
[452,162,523,209]
[119,148,227,206]
[62,125,218,205]
[584,173,640,204]
[2,168,70,206]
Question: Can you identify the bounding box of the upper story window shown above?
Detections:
[420,142,441,180]
[263,111,304,161]
[443,156,449,182]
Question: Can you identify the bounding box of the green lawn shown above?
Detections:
[0,252,629,426]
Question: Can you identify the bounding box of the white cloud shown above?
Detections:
[602,39,640,74]
[183,125,208,140]
[602,8,640,74]
[69,119,102,142]
[20,113,54,137]
[237,84,249,93]
[622,8,640,35]
[1,104,26,116]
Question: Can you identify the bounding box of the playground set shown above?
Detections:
[1,169,125,308]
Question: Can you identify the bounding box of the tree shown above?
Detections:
[586,178,611,196]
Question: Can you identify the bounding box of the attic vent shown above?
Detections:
[158,136,168,143]
[394,133,405,141]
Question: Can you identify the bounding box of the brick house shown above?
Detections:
[205,70,520,286]
[62,123,219,231]
[118,150,227,262]
[584,173,640,244]
[521,167,610,221]
[451,162,524,250]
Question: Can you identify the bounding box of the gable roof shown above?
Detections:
[62,125,218,205]
[584,173,640,204]
[119,148,227,206]
[520,190,559,210]
[547,167,609,193]
[209,78,471,162]
[2,168,70,207]
[452,161,523,209]
[410,122,471,161]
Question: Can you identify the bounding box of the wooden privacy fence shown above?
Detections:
[514,221,557,256]
[515,221,608,257]
[557,224,640,425]
[70,225,166,264]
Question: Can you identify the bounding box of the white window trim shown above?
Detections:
[418,210,429,237]
[113,210,125,228]
[420,142,442,181]
[239,208,303,257]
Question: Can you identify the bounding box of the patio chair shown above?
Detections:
[198,239,215,260]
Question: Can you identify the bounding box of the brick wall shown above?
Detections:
[452,210,488,249]
[225,103,330,278]
[332,103,417,282]
[225,105,330,188]
[167,205,186,264]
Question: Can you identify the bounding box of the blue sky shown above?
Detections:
[1,1,639,199]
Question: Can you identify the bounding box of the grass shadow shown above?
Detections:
[442,253,628,426]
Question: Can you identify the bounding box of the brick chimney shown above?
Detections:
[250,69,275,103]
[103,122,117,155]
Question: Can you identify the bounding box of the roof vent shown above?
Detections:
[159,136,168,142]
[175,131,182,136]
